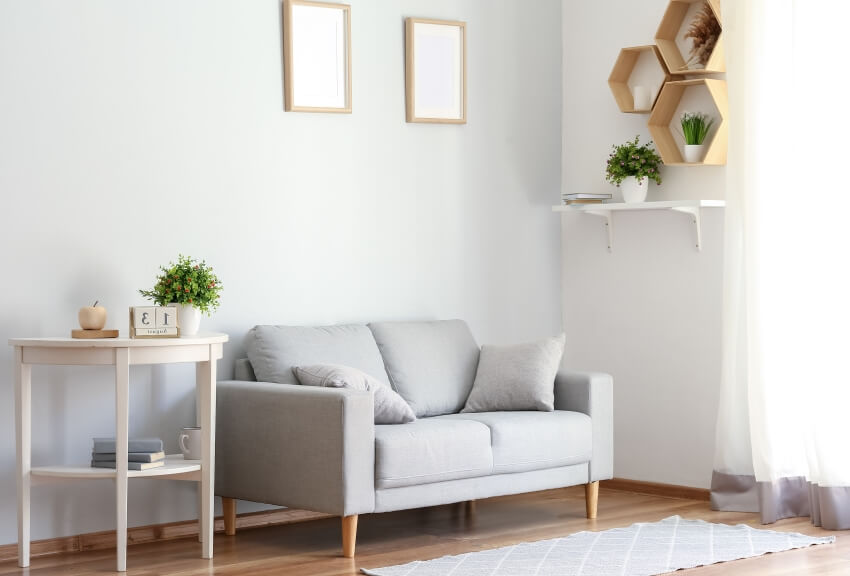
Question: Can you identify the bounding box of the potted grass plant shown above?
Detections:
[605,135,663,203]
[681,112,715,163]
[139,255,222,336]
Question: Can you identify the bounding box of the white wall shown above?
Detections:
[561,1,724,488]
[0,0,563,544]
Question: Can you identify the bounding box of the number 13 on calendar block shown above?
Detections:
[129,305,180,338]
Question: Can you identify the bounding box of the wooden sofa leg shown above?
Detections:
[222,497,237,536]
[585,482,599,519]
[342,515,358,558]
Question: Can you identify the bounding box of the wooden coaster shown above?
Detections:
[71,329,119,339]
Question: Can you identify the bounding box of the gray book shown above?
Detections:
[91,451,165,463]
[92,437,163,454]
[561,193,613,200]
[91,460,165,471]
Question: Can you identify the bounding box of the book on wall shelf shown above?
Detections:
[560,193,612,205]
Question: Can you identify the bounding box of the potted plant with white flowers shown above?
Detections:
[139,255,222,336]
[605,135,663,203]
[681,111,715,163]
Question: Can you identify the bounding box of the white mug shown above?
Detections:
[179,427,202,460]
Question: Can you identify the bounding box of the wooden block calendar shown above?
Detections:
[130,306,180,338]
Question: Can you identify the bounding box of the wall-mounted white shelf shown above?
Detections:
[552,199,725,252]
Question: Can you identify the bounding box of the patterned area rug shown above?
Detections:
[361,516,834,576]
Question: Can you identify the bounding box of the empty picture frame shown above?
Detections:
[283,0,351,113]
[405,18,466,124]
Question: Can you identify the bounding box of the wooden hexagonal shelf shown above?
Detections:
[648,78,728,165]
[608,45,671,113]
[655,0,724,76]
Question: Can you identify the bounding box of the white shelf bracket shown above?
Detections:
[671,206,702,251]
[554,200,723,252]
[585,209,614,252]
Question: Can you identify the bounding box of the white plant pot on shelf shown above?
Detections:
[621,177,648,203]
[175,303,201,336]
[683,144,705,163]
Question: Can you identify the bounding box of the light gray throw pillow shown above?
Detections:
[461,334,566,413]
[292,364,416,425]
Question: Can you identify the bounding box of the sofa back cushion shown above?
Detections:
[368,320,480,417]
[245,324,390,385]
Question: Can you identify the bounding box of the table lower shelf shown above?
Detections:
[31,455,200,480]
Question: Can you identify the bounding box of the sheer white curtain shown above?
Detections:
[712,0,850,529]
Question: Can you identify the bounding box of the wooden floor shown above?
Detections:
[1,486,847,575]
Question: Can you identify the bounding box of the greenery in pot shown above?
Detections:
[139,255,222,315]
[681,112,715,145]
[605,135,663,186]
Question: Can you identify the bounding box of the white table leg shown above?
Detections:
[115,348,130,572]
[195,371,203,543]
[199,348,217,559]
[14,347,31,568]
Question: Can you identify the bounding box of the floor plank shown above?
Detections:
[0,487,845,575]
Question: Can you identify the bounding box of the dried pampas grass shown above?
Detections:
[682,2,720,69]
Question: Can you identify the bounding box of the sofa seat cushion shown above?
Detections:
[245,324,390,385]
[438,411,592,474]
[374,419,493,489]
[368,320,480,418]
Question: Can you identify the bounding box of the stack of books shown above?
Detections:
[91,437,165,470]
[561,192,612,206]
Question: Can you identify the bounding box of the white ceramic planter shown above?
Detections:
[684,144,705,163]
[621,177,648,203]
[175,303,201,336]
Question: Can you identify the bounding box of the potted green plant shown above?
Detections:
[139,255,222,336]
[605,135,663,203]
[681,112,715,163]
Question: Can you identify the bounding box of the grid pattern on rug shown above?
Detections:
[361,516,834,576]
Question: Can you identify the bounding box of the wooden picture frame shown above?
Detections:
[283,0,352,113]
[405,18,466,124]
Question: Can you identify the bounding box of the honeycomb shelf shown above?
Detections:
[655,0,724,76]
[648,78,728,166]
[608,45,671,113]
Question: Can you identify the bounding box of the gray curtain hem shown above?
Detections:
[711,471,850,530]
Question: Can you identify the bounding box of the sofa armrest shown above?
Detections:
[233,358,256,381]
[215,380,375,517]
[554,370,613,482]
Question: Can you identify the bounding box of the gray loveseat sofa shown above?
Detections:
[216,320,613,557]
